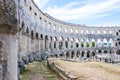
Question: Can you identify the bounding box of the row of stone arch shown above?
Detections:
[19,21,114,56]
[58,49,115,59]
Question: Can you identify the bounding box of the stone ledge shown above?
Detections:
[47,59,77,80]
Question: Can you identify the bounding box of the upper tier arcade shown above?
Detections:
[18,0,120,36]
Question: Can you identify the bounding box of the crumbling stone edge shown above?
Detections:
[47,58,78,80]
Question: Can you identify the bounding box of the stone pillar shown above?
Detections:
[0,1,18,79]
[51,40,54,50]
[47,39,50,51]
[34,38,36,52]
[23,35,27,55]
[26,35,30,54]
[63,41,65,49]
[31,38,34,52]
[84,50,87,58]
[67,41,69,49]
[74,51,77,60]
[38,39,41,52]
[0,34,18,80]
[69,51,72,59]
[42,39,45,51]
[36,38,39,52]
[46,39,49,50]
[79,51,82,60]
[56,41,59,50]
[29,36,31,52]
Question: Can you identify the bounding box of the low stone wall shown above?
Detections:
[47,58,77,80]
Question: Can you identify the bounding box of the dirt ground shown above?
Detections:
[53,59,120,80]
[20,61,63,80]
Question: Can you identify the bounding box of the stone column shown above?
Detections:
[0,1,18,79]
[42,39,45,51]
[69,51,72,59]
[38,39,41,52]
[63,41,65,49]
[68,41,71,49]
[56,41,59,50]
[46,39,49,50]
[79,51,82,60]
[47,39,50,51]
[51,40,54,51]
[74,51,77,60]
[29,36,31,52]
[23,34,27,55]
[34,38,36,52]
[26,35,30,54]
[0,34,18,80]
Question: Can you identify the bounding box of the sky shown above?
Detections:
[33,0,120,27]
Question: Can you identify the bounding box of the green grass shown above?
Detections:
[20,61,62,80]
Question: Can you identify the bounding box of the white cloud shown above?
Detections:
[43,0,120,21]
[33,0,120,26]
[33,0,49,9]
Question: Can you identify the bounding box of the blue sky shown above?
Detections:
[33,0,120,26]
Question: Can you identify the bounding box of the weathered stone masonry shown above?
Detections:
[0,0,120,80]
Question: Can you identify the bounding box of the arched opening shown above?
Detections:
[92,39,95,47]
[81,51,85,57]
[36,33,39,40]
[26,27,29,52]
[31,30,34,51]
[116,50,120,55]
[59,36,64,49]
[55,54,58,58]
[21,21,25,33]
[54,37,57,49]
[65,38,69,48]
[70,28,73,33]
[104,50,107,54]
[76,39,79,48]
[71,38,74,48]
[31,30,34,39]
[116,32,118,35]
[45,35,48,49]
[40,34,43,51]
[87,51,90,58]
[40,34,43,39]
[66,51,69,59]
[109,38,113,47]
[71,51,75,58]
[98,50,102,53]
[60,52,64,58]
[26,27,29,35]
[36,33,39,52]
[92,52,95,57]
[103,39,108,47]
[22,21,25,29]
[81,39,84,48]
[49,36,52,49]
[86,39,90,48]
[76,51,80,57]
[97,39,102,47]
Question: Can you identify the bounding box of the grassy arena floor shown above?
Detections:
[20,61,63,80]
[52,58,120,80]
